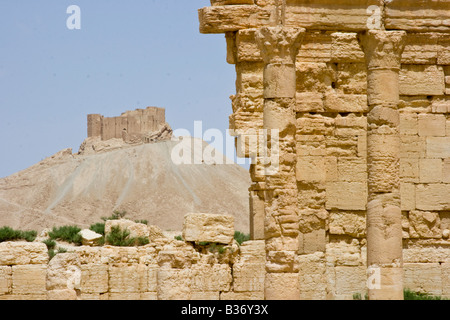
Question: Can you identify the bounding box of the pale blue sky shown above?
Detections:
[0,1,239,178]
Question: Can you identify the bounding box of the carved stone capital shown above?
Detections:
[359,30,407,70]
[255,26,305,65]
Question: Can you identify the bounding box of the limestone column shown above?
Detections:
[360,30,406,300]
[255,26,305,300]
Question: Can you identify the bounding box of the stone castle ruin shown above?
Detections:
[1,1,450,300]
[87,107,171,144]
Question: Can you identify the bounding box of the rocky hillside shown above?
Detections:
[0,137,250,233]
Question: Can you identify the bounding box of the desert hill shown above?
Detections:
[0,137,251,233]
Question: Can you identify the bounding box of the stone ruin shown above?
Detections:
[78,107,173,155]
[0,213,267,300]
[1,0,450,300]
[198,0,450,300]
[87,106,172,144]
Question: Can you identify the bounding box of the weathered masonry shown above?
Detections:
[199,0,450,299]
[87,107,166,142]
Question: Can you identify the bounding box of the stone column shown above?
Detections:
[255,26,305,300]
[360,30,406,300]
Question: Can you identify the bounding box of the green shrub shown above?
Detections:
[42,239,56,250]
[48,226,82,245]
[101,210,127,222]
[234,231,250,245]
[0,227,37,243]
[404,289,445,300]
[174,235,183,241]
[89,222,105,235]
[353,289,446,300]
[106,226,149,247]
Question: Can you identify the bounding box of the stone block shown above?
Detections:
[367,134,400,159]
[325,156,338,182]
[404,263,442,296]
[108,292,141,300]
[400,135,426,159]
[443,263,450,297]
[399,65,445,96]
[402,33,439,64]
[0,242,48,266]
[326,182,367,210]
[12,265,47,295]
[80,264,108,294]
[295,92,324,113]
[157,268,191,300]
[297,31,332,63]
[418,114,446,137]
[385,1,450,33]
[416,184,450,211]
[328,211,366,238]
[419,158,442,183]
[233,263,265,292]
[265,273,299,300]
[220,291,264,300]
[337,157,367,182]
[0,294,47,300]
[400,158,419,182]
[335,63,367,95]
[297,62,335,93]
[249,191,265,240]
[400,182,415,211]
[109,264,147,293]
[426,137,450,159]
[298,228,326,254]
[0,266,12,295]
[324,93,368,113]
[191,264,232,292]
[326,240,363,267]
[238,240,266,264]
[444,158,450,184]
[438,39,450,65]
[297,253,327,300]
[47,289,77,300]
[199,5,272,34]
[331,33,364,63]
[409,210,441,239]
[296,156,326,183]
[334,266,366,300]
[46,253,81,291]
[100,246,139,265]
[140,292,158,300]
[399,112,418,135]
[182,213,235,244]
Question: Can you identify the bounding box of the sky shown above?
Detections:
[0,1,240,178]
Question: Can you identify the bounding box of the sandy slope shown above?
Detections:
[0,137,250,233]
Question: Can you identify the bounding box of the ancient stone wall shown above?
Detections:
[0,214,266,300]
[87,107,166,142]
[199,0,450,299]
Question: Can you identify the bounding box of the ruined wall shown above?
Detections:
[0,214,266,300]
[88,107,166,142]
[199,0,450,299]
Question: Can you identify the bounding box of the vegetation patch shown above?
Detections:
[48,225,82,245]
[106,226,149,247]
[0,226,37,243]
